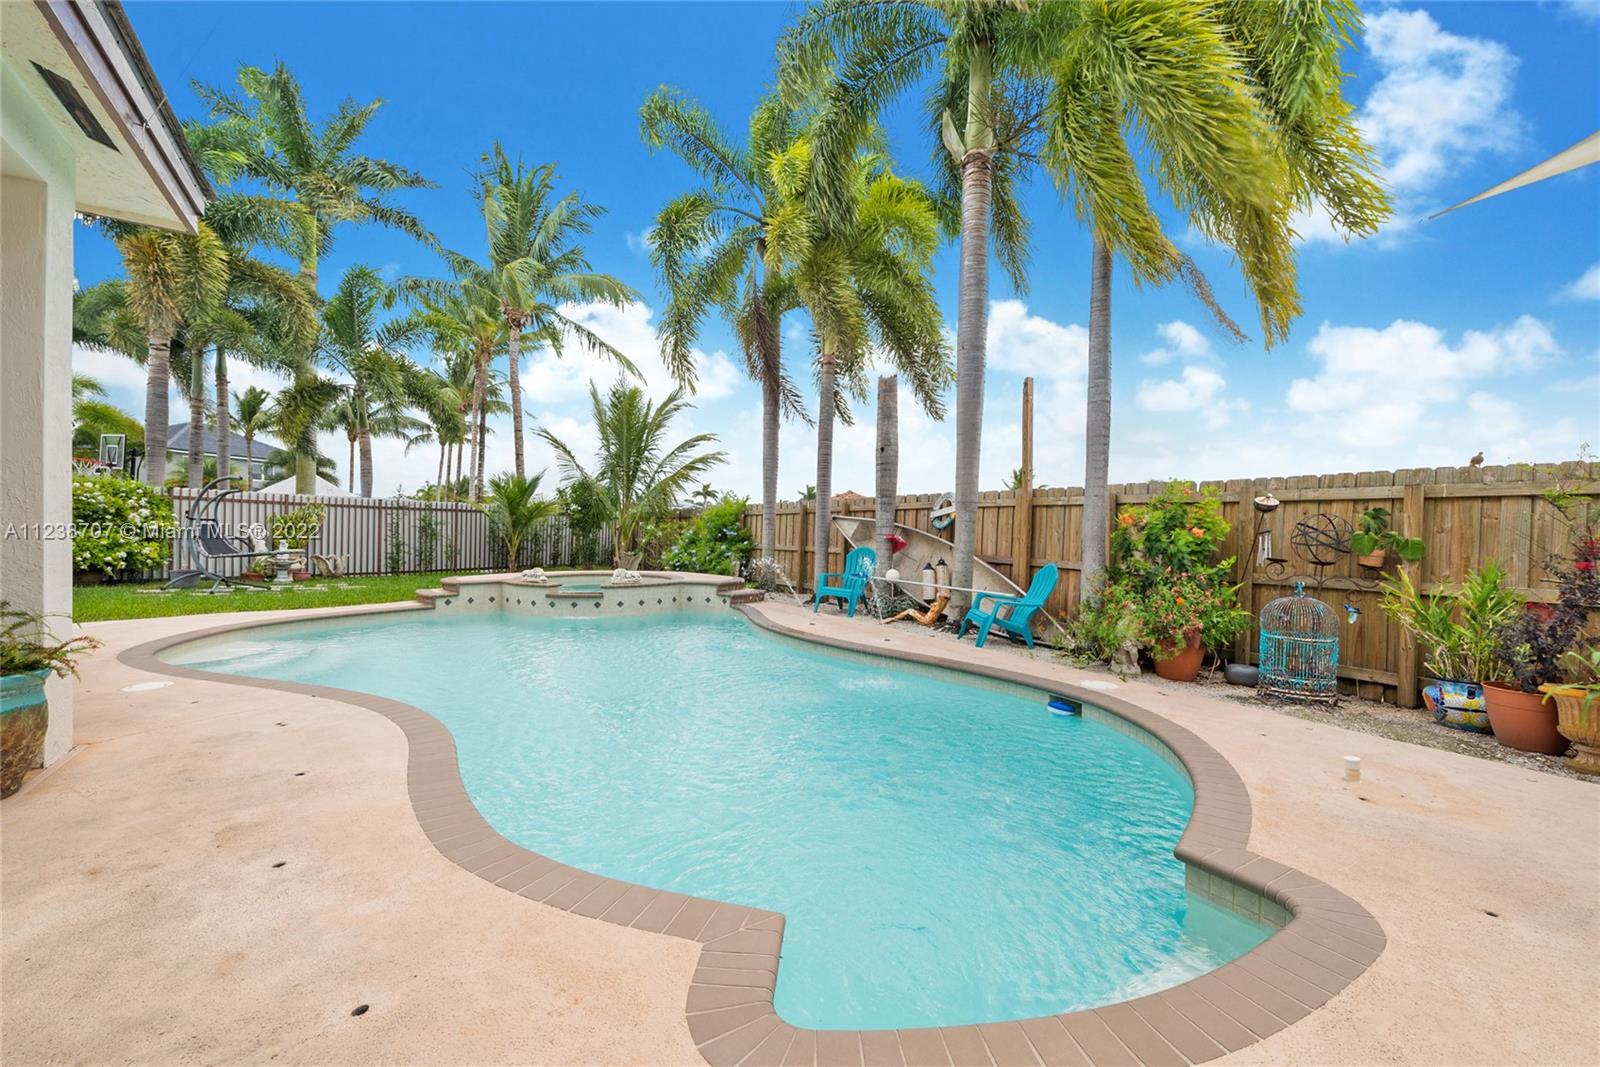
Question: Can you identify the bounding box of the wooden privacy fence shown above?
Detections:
[159,488,612,579]
[744,461,1599,705]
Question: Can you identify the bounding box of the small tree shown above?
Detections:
[479,471,559,570]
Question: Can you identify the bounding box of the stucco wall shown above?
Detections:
[2,60,79,765]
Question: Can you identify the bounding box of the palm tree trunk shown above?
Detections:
[143,335,171,486]
[295,257,319,494]
[348,434,357,491]
[474,400,489,501]
[760,315,781,562]
[506,318,525,479]
[874,375,898,578]
[1081,236,1114,601]
[214,349,231,484]
[470,344,490,501]
[949,42,995,617]
[187,351,206,489]
[359,429,374,498]
[813,343,837,583]
[437,440,446,494]
[244,433,254,489]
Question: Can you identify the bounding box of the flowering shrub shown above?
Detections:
[71,475,173,579]
[1063,480,1245,667]
[663,497,754,576]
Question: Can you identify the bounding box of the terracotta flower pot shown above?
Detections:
[1357,548,1388,570]
[1483,681,1567,755]
[1153,631,1204,682]
[1,669,50,798]
[1540,685,1600,776]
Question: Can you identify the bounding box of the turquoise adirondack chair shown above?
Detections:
[814,546,877,618]
[957,562,1059,649]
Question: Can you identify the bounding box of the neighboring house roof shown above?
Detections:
[7,0,211,231]
[833,490,867,501]
[257,475,354,498]
[166,424,284,460]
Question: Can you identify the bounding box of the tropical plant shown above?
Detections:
[1110,482,1232,577]
[538,381,726,563]
[317,266,431,496]
[197,61,436,490]
[642,88,812,561]
[1380,562,1521,683]
[70,476,173,579]
[108,223,228,486]
[557,476,613,567]
[1025,3,1392,595]
[474,471,558,569]
[797,484,817,501]
[476,144,636,476]
[778,2,1040,612]
[663,496,755,576]
[1126,568,1249,659]
[70,375,143,455]
[1351,507,1426,563]
[269,501,324,552]
[1,603,102,678]
[762,136,953,562]
[231,385,273,487]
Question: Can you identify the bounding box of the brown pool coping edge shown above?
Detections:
[115,584,1383,1067]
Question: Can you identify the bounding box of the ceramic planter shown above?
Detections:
[1483,681,1567,755]
[1357,548,1388,570]
[1153,631,1204,682]
[1,669,50,798]
[1423,678,1490,732]
[1540,685,1600,776]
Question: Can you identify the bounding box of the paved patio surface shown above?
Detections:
[3,598,1597,1066]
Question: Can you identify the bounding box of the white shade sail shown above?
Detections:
[1431,130,1600,218]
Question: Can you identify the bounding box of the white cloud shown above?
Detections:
[1285,314,1560,446]
[624,228,654,254]
[1557,262,1600,301]
[523,300,741,405]
[1298,9,1521,243]
[1138,320,1215,366]
[985,299,1089,380]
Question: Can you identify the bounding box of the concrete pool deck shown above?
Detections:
[2,596,1597,1065]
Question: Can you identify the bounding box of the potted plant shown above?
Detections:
[1380,562,1520,731]
[1,603,101,798]
[1541,648,1600,775]
[1487,558,1598,754]
[1137,569,1248,682]
[1350,507,1426,570]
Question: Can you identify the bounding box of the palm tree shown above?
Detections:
[197,62,436,490]
[873,374,898,579]
[538,381,727,565]
[778,2,1041,612]
[642,89,811,563]
[477,144,636,477]
[232,385,272,488]
[318,266,431,497]
[70,375,143,455]
[692,483,720,509]
[479,471,560,568]
[762,138,952,564]
[798,484,817,501]
[111,224,229,486]
[1026,3,1390,595]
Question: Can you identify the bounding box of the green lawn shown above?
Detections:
[74,571,494,622]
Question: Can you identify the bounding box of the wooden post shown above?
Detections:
[1396,480,1426,707]
[1233,479,1257,664]
[1011,377,1034,586]
[799,501,812,590]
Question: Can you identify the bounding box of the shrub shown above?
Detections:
[269,502,324,551]
[71,475,173,580]
[663,497,754,576]
[1111,482,1231,577]
[1493,556,1600,692]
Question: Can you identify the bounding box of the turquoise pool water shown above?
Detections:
[165,611,1266,1030]
[558,581,604,592]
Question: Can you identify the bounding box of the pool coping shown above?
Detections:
[117,581,1384,1067]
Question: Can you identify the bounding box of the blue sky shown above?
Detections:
[74,1,1600,497]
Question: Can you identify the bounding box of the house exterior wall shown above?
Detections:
[2,62,79,765]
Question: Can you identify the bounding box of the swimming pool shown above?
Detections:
[165,609,1267,1030]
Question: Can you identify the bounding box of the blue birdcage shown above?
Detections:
[1258,583,1339,702]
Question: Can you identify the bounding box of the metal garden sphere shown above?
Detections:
[1290,513,1352,567]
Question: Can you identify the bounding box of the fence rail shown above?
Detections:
[157,488,612,579]
[743,461,1599,705]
